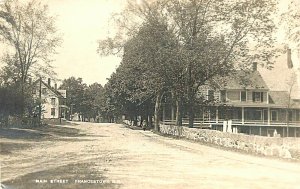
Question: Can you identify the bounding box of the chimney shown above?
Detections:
[48,78,51,86]
[54,83,57,90]
[287,48,293,69]
[252,62,257,72]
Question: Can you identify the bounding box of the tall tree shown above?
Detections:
[99,0,278,128]
[59,77,86,120]
[0,0,61,114]
[280,0,300,48]
[165,0,277,127]
[81,83,104,122]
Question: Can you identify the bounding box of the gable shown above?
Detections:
[32,79,64,98]
[259,47,300,99]
[212,70,268,90]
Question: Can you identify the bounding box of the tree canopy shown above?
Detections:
[99,0,278,129]
[0,0,61,119]
[98,0,276,128]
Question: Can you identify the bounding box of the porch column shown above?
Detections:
[259,127,262,136]
[171,105,175,121]
[216,108,219,123]
[242,107,244,124]
[267,107,270,125]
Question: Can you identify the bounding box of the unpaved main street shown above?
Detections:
[1,122,300,189]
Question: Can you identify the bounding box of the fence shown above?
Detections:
[159,124,300,160]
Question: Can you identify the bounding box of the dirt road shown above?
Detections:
[1,122,300,189]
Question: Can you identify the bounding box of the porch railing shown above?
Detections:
[161,119,300,127]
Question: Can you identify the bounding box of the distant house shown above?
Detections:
[32,78,68,120]
[162,47,300,137]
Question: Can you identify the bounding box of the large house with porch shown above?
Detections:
[162,48,300,137]
[32,78,68,120]
[198,67,300,137]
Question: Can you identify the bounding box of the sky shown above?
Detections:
[44,0,126,86]
[0,0,299,87]
[45,0,297,86]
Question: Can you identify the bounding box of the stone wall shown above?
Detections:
[159,124,300,160]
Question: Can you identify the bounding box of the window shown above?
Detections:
[271,110,278,121]
[51,98,56,105]
[51,108,55,116]
[240,91,246,102]
[220,90,226,102]
[252,92,263,102]
[289,111,293,121]
[207,90,214,101]
[254,110,262,120]
[297,110,300,121]
[42,88,47,94]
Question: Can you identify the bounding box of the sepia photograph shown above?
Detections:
[0,0,300,188]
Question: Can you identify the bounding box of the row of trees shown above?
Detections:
[98,0,279,131]
[59,77,110,122]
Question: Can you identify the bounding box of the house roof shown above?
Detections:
[216,70,268,90]
[32,78,65,98]
[259,47,300,99]
[268,91,300,108]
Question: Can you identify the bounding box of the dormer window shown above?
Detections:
[253,92,263,102]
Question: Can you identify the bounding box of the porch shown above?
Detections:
[161,105,300,137]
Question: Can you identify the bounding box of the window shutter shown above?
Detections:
[261,92,263,102]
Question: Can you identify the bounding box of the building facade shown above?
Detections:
[32,78,68,120]
[162,48,300,137]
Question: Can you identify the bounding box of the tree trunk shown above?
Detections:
[148,114,153,128]
[187,91,195,128]
[140,115,144,127]
[187,62,194,128]
[176,96,182,126]
[188,101,194,128]
[154,91,163,132]
[133,115,138,126]
[171,90,175,121]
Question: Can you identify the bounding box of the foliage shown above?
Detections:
[0,0,61,83]
[99,0,278,128]
[280,0,300,48]
[0,0,61,117]
[59,77,106,122]
[59,77,86,116]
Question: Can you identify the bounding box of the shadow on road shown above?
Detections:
[2,162,121,189]
[0,142,32,155]
[0,126,86,141]
[0,125,92,154]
